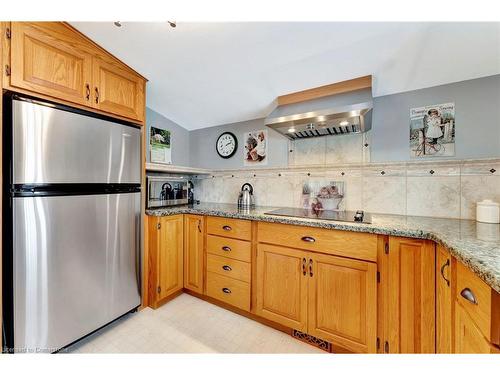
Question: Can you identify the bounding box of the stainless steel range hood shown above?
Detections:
[265,88,373,140]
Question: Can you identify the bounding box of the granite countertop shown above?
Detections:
[146,203,500,294]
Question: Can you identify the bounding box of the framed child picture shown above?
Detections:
[244,130,268,166]
[410,102,455,158]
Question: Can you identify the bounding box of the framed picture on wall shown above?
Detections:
[244,130,268,166]
[410,102,455,158]
[150,126,172,164]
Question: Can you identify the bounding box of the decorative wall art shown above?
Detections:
[301,180,345,211]
[410,102,455,157]
[244,130,268,166]
[150,126,172,164]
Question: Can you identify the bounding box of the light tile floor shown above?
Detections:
[65,294,323,353]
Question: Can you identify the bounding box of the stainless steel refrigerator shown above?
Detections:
[2,94,142,353]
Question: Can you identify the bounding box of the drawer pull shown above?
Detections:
[302,258,307,276]
[222,265,232,272]
[440,259,450,287]
[222,287,231,294]
[222,246,231,252]
[301,236,316,243]
[460,288,478,305]
[222,225,232,231]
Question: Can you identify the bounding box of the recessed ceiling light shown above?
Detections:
[288,128,296,133]
[114,21,122,27]
[339,120,349,126]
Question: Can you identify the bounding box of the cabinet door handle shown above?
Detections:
[85,83,90,101]
[302,258,307,276]
[222,287,231,294]
[309,259,313,277]
[301,236,315,243]
[197,220,202,233]
[222,246,231,252]
[460,288,478,305]
[222,225,232,231]
[95,87,99,104]
[440,259,450,287]
[222,265,232,272]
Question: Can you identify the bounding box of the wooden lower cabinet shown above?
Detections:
[385,237,436,353]
[436,244,454,353]
[183,215,205,294]
[308,252,377,353]
[148,215,184,308]
[144,214,500,354]
[455,303,498,353]
[255,243,377,353]
[256,244,308,332]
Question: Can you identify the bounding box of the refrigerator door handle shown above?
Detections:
[135,212,142,297]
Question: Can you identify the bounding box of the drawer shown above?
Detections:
[206,272,250,311]
[207,216,252,241]
[456,261,499,344]
[207,253,251,283]
[257,222,377,262]
[455,303,499,353]
[207,235,252,262]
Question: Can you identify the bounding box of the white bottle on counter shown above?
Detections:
[476,199,500,224]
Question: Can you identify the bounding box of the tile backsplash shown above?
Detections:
[192,158,500,220]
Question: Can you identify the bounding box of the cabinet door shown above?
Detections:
[387,237,436,353]
[157,215,184,300]
[308,253,377,353]
[93,57,145,121]
[455,304,497,353]
[184,215,204,293]
[436,245,453,353]
[10,22,93,106]
[256,244,308,331]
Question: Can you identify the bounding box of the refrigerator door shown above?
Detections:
[12,99,141,185]
[12,193,141,352]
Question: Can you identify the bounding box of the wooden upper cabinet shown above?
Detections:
[10,22,93,106]
[6,22,146,124]
[256,244,308,331]
[93,57,145,121]
[184,215,205,294]
[307,253,377,353]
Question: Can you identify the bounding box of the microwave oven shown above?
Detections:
[146,175,189,208]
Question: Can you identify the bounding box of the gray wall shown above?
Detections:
[371,74,500,162]
[189,118,289,169]
[188,74,500,168]
[146,107,190,166]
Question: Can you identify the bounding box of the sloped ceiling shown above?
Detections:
[71,22,500,130]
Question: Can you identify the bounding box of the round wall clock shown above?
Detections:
[216,132,238,158]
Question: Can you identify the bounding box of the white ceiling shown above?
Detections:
[71,22,500,130]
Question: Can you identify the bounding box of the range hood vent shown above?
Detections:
[265,85,373,141]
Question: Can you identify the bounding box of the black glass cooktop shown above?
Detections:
[264,208,372,224]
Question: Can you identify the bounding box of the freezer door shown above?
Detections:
[12,193,141,352]
[12,99,141,184]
